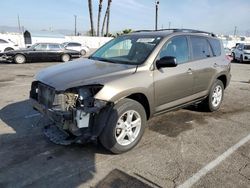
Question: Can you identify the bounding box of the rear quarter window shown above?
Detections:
[208,38,221,56]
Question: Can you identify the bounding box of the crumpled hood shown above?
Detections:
[35,58,137,91]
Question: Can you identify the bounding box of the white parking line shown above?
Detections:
[178,133,250,188]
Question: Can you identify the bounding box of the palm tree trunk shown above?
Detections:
[97,0,103,36]
[106,0,112,36]
[88,0,95,36]
[101,5,108,36]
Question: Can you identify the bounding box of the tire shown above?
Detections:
[61,54,70,62]
[240,55,243,63]
[99,98,147,154]
[201,80,224,112]
[14,54,26,64]
[4,47,14,52]
[80,49,86,56]
[231,53,236,62]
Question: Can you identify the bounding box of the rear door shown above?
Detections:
[47,44,62,61]
[153,35,194,112]
[189,36,217,94]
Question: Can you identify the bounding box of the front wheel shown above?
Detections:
[14,54,26,64]
[99,98,146,154]
[61,54,70,62]
[201,80,224,112]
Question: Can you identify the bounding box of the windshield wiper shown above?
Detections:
[89,56,118,64]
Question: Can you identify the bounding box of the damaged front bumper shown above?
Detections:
[30,81,112,145]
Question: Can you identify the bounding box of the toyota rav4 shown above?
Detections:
[30,29,231,153]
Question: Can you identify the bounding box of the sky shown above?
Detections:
[0,0,249,35]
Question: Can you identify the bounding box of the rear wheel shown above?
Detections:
[201,80,224,112]
[61,54,70,62]
[99,98,146,154]
[14,54,26,64]
[80,49,86,56]
[231,52,236,61]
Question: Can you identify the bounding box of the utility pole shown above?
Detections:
[168,22,171,29]
[74,15,77,36]
[17,14,21,33]
[155,0,159,30]
[233,26,237,37]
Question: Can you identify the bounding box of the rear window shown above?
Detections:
[208,38,221,56]
[190,36,212,60]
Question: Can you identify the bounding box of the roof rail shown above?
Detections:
[133,28,216,37]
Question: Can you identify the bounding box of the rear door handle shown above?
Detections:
[187,68,192,74]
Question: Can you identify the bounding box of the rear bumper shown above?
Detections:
[0,54,13,61]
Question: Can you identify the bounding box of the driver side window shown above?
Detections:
[159,36,189,64]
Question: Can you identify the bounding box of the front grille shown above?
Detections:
[38,83,55,108]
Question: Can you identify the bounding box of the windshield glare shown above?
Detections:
[90,35,162,65]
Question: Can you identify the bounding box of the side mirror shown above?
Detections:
[156,56,177,69]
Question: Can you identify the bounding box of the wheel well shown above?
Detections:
[4,47,14,51]
[217,75,227,88]
[126,93,150,119]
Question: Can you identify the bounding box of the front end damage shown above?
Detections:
[30,81,112,145]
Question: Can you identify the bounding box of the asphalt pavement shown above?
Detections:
[0,60,249,188]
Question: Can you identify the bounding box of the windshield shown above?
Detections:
[90,35,162,65]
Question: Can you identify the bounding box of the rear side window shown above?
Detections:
[68,43,81,47]
[190,36,212,60]
[48,44,61,50]
[208,38,221,56]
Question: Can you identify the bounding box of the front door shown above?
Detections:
[29,43,48,61]
[153,36,194,112]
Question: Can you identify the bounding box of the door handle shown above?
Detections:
[187,68,192,74]
[213,63,219,67]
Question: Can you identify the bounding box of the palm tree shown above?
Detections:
[101,0,112,36]
[88,0,95,36]
[97,0,103,36]
[105,0,112,36]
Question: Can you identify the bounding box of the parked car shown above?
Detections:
[231,43,250,62]
[62,42,90,56]
[30,29,231,153]
[1,43,81,64]
[0,38,19,53]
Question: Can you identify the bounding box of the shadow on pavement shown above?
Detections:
[0,99,108,187]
